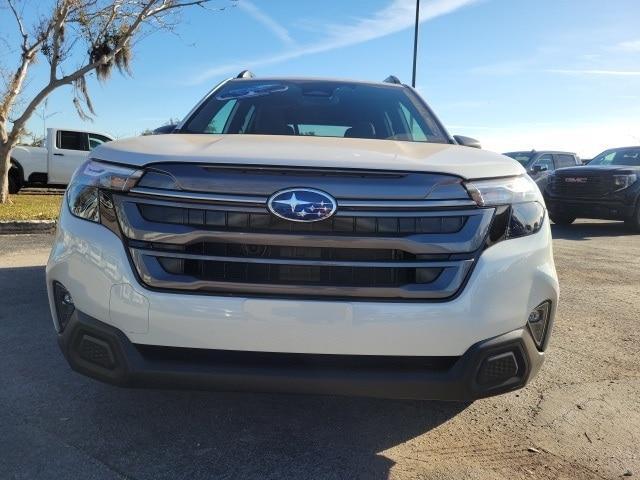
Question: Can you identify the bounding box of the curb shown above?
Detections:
[0,220,57,234]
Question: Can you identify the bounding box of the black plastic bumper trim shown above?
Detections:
[57,311,545,401]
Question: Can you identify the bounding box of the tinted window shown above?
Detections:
[555,154,577,168]
[183,80,448,143]
[590,148,640,166]
[58,131,87,151]
[206,99,237,133]
[88,133,111,150]
[298,124,349,137]
[505,152,534,166]
[533,154,554,171]
[398,103,428,141]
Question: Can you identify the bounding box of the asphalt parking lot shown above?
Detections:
[1,221,638,480]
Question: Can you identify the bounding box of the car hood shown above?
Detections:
[93,134,524,180]
[556,165,640,175]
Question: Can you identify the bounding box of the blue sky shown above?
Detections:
[5,0,640,157]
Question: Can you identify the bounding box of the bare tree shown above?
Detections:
[0,0,234,203]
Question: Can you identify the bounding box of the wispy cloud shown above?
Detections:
[237,1,294,45]
[547,69,640,76]
[616,39,640,52]
[189,0,479,85]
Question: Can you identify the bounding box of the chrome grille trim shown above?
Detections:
[131,250,475,299]
[115,196,494,255]
[339,199,477,209]
[129,187,266,205]
[130,247,466,269]
[128,186,477,210]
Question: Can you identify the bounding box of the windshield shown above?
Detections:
[589,148,640,166]
[504,152,534,166]
[181,79,448,143]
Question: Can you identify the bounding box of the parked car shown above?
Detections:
[47,74,558,401]
[545,146,640,231]
[9,127,113,193]
[504,150,581,191]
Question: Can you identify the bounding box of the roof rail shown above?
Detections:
[236,70,255,79]
[383,75,402,84]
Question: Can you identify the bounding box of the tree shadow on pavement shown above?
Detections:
[0,264,470,480]
[550,221,636,240]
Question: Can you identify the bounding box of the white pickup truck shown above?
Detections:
[9,127,113,193]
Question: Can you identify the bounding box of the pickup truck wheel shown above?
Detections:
[8,169,21,194]
[624,202,640,233]
[549,212,576,225]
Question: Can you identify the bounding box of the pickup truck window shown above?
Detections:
[505,152,534,166]
[184,79,448,143]
[590,148,640,166]
[88,133,111,150]
[555,154,577,168]
[533,154,554,171]
[58,130,88,151]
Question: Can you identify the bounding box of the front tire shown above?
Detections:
[549,212,576,225]
[624,201,640,233]
[8,169,21,194]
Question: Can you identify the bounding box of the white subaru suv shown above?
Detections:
[46,74,558,400]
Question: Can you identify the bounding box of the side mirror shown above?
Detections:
[453,135,482,149]
[531,164,549,173]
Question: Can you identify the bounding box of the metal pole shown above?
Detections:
[412,0,420,87]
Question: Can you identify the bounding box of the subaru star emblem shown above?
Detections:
[267,188,337,223]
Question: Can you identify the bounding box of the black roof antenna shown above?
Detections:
[383,75,402,85]
[236,70,255,79]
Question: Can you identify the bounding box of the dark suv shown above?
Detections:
[504,150,581,191]
[544,146,640,231]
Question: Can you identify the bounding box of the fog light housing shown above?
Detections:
[528,301,551,349]
[53,282,75,333]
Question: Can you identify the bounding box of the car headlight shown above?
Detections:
[464,175,545,241]
[613,173,637,191]
[67,160,142,223]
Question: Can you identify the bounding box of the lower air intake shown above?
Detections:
[78,334,116,369]
[477,351,519,386]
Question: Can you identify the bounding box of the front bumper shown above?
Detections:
[58,309,544,401]
[545,195,638,220]
[47,201,558,399]
[47,205,558,356]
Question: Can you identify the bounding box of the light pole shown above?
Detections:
[36,100,59,142]
[412,0,420,88]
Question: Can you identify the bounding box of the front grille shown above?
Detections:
[114,166,494,300]
[182,242,423,261]
[159,258,441,287]
[138,203,467,236]
[550,175,614,198]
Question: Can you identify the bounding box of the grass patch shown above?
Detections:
[0,194,63,221]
